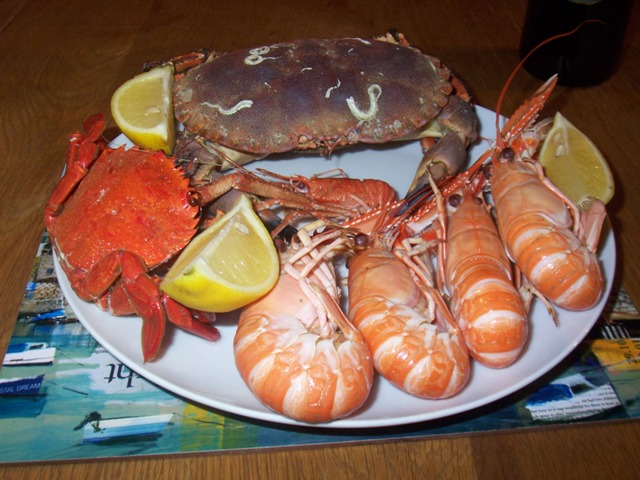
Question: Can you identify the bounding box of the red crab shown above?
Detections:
[44,114,221,362]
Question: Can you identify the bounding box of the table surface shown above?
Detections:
[1,0,639,478]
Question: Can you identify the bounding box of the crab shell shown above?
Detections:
[173,36,463,156]
[51,147,199,275]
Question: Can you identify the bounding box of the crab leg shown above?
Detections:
[44,114,106,231]
[196,167,363,236]
[198,168,351,214]
[69,249,219,362]
[121,253,220,361]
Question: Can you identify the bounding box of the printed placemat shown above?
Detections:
[1,232,638,463]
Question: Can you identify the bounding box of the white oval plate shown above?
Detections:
[55,106,615,428]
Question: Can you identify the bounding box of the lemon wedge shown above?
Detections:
[111,64,176,154]
[539,112,614,207]
[160,195,279,312]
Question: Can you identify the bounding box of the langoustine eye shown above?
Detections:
[292,180,310,193]
[448,194,462,207]
[499,147,515,162]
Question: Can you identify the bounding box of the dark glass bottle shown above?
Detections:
[519,0,633,87]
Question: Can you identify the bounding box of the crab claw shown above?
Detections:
[407,131,467,199]
[163,298,221,341]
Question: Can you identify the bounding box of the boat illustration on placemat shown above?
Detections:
[74,412,175,444]
[0,374,45,396]
[0,373,47,419]
[2,342,56,366]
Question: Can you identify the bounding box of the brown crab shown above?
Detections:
[166,31,478,193]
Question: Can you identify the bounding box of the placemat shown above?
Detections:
[1,232,638,464]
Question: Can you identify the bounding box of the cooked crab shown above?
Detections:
[164,31,477,192]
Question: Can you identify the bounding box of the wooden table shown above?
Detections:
[1,0,639,478]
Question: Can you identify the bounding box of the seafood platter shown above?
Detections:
[47,31,615,427]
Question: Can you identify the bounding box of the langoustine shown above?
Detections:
[436,181,528,368]
[233,229,373,423]
[488,77,606,314]
[347,227,470,399]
